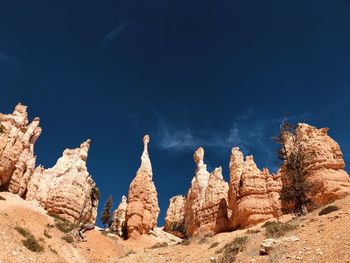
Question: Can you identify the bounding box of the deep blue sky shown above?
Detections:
[1,1,350,226]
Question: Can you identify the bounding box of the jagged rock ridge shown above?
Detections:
[228,147,282,229]
[26,140,99,223]
[0,104,99,224]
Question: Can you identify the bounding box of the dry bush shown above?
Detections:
[149,242,168,249]
[0,195,6,201]
[319,205,339,216]
[15,226,44,252]
[49,213,76,233]
[215,236,248,263]
[263,222,297,238]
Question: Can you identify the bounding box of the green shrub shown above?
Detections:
[0,195,6,201]
[264,222,297,238]
[22,236,44,252]
[61,235,74,243]
[149,242,168,249]
[49,213,76,233]
[215,236,248,263]
[15,226,44,252]
[319,205,339,216]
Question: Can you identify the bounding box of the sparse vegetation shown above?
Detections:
[50,213,77,233]
[166,219,188,238]
[0,195,6,201]
[149,242,168,249]
[15,226,31,238]
[246,229,260,234]
[0,123,4,134]
[23,235,44,252]
[263,221,297,238]
[209,241,220,249]
[100,195,113,228]
[215,236,248,263]
[319,205,339,216]
[180,239,191,246]
[15,226,44,252]
[62,234,74,243]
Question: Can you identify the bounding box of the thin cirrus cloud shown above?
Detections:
[155,111,311,169]
[102,20,128,47]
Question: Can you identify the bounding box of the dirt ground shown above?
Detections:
[1,191,350,263]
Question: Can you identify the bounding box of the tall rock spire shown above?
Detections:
[0,103,42,196]
[125,135,160,238]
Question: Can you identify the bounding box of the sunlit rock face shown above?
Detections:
[125,135,160,238]
[163,195,186,238]
[281,123,350,209]
[0,103,41,196]
[111,195,128,237]
[228,147,282,229]
[183,147,229,237]
[26,140,99,224]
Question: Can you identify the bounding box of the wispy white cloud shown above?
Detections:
[102,20,128,47]
[154,110,311,169]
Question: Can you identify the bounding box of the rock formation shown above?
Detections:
[183,147,229,236]
[163,195,186,238]
[125,135,160,238]
[228,147,282,229]
[111,195,128,237]
[0,103,41,196]
[281,123,350,208]
[26,140,99,224]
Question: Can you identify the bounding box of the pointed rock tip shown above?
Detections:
[194,147,204,164]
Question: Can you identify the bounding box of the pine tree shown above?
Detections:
[100,195,113,228]
[274,121,317,215]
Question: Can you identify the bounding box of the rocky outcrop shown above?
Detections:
[183,147,229,236]
[163,195,186,238]
[0,103,41,196]
[26,140,99,224]
[228,147,282,229]
[111,195,128,237]
[125,135,160,238]
[281,123,350,208]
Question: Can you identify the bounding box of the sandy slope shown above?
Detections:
[1,191,350,263]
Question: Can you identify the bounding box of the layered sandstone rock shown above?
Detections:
[228,147,282,229]
[0,104,41,196]
[111,195,128,237]
[26,140,99,224]
[184,147,229,236]
[125,135,160,238]
[163,195,186,238]
[281,123,350,208]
